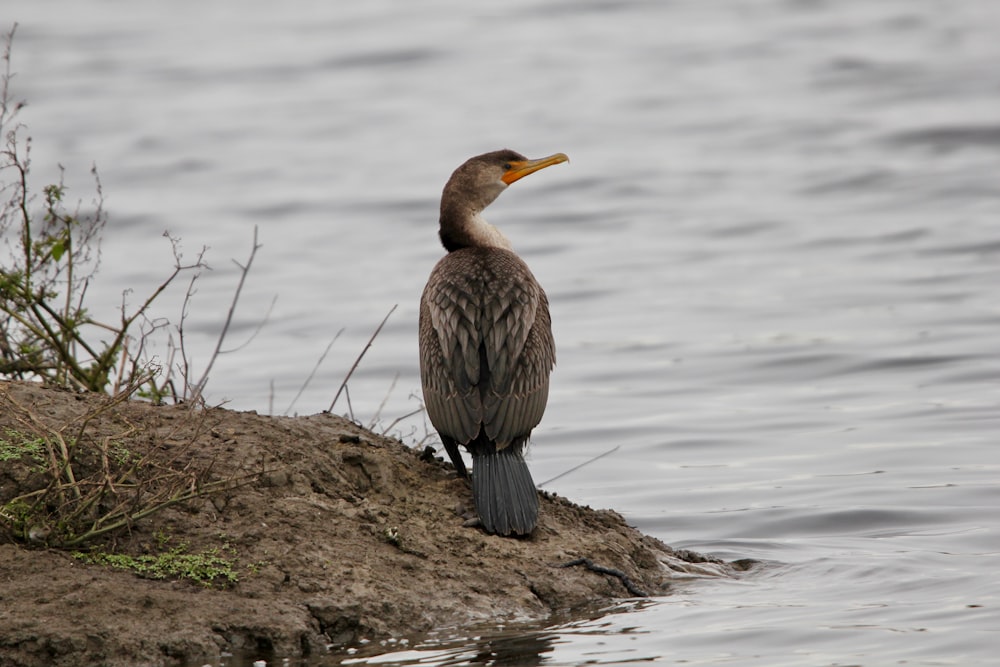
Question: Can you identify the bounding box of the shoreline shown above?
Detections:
[0,380,747,667]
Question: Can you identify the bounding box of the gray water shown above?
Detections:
[5,1,999,665]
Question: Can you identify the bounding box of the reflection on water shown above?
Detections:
[192,601,658,667]
[344,631,560,667]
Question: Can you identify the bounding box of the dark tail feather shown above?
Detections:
[471,445,539,536]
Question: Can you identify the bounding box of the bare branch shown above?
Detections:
[220,293,275,354]
[380,405,425,437]
[368,372,400,430]
[326,304,397,414]
[538,446,622,487]
[284,328,344,416]
[188,225,261,403]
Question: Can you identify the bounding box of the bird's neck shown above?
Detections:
[439,208,513,252]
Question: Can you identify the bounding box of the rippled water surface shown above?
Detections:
[5,1,1000,665]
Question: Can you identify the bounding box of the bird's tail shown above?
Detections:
[471,444,539,536]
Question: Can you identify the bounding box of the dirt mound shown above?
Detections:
[0,381,745,667]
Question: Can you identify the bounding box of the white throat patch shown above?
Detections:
[470,213,513,250]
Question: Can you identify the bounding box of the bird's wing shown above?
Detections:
[420,255,484,443]
[419,250,555,448]
[478,267,553,445]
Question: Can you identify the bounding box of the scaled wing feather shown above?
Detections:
[419,249,555,449]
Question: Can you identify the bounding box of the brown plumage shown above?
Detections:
[419,149,568,536]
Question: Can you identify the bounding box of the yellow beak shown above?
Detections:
[501,152,570,185]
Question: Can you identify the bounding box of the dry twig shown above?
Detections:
[326,304,397,414]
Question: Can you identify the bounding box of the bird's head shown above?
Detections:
[443,149,569,214]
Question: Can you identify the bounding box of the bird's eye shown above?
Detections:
[502,163,512,170]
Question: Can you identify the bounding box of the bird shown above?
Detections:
[419,149,568,537]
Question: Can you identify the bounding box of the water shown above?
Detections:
[4,1,1000,664]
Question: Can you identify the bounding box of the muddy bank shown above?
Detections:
[0,381,746,667]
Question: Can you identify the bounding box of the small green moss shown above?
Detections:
[0,499,32,535]
[73,545,240,587]
[153,528,172,549]
[0,429,46,463]
[107,441,137,466]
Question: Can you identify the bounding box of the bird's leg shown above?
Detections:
[440,435,469,478]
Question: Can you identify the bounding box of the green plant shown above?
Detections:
[74,544,240,587]
[0,26,278,550]
[0,428,44,462]
[0,25,206,398]
[0,383,261,547]
[2,24,278,410]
